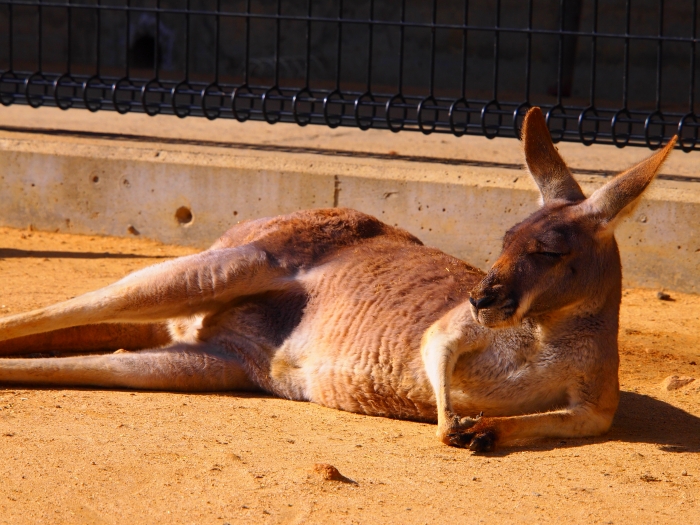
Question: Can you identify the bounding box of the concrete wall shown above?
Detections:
[1,106,699,293]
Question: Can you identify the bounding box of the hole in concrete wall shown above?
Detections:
[175,206,193,225]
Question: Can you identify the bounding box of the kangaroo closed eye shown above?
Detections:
[536,251,564,258]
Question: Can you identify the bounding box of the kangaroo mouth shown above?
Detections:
[470,297,519,328]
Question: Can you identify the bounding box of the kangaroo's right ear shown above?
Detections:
[581,136,677,230]
[521,107,585,203]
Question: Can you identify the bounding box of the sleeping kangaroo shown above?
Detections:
[0,108,677,452]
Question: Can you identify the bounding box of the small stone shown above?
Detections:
[662,375,696,391]
[656,291,672,301]
[311,463,354,483]
[127,225,140,236]
[640,472,660,482]
[312,463,343,481]
[682,470,688,476]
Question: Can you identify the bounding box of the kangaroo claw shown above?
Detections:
[447,431,475,448]
[446,429,496,452]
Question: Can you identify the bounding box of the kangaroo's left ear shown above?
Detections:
[521,107,586,203]
[580,136,677,230]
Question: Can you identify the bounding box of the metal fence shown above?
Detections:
[1,0,698,150]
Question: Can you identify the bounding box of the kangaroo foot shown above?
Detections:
[437,412,482,445]
[447,430,496,452]
[446,415,497,452]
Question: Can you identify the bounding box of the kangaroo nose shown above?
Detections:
[470,294,497,310]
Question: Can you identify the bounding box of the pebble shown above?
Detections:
[656,291,672,301]
[661,375,697,391]
[311,463,354,483]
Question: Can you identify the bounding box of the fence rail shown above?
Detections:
[1,0,698,151]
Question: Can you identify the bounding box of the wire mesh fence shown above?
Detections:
[0,0,698,150]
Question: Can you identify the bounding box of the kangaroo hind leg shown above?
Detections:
[0,244,290,343]
[0,343,259,392]
[0,322,171,357]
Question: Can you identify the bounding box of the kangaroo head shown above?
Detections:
[470,107,677,329]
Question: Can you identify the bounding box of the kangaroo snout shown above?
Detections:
[469,279,519,328]
[469,293,497,310]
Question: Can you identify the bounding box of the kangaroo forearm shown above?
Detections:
[471,406,614,446]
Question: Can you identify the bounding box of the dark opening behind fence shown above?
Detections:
[0,0,698,150]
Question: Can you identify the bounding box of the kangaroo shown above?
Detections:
[0,108,676,452]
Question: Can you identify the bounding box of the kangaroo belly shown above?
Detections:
[264,250,476,419]
[199,238,484,418]
[271,340,438,421]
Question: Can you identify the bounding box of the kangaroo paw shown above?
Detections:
[468,431,496,453]
[446,428,497,453]
[437,412,481,445]
[447,431,475,448]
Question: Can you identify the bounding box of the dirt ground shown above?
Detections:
[0,226,698,525]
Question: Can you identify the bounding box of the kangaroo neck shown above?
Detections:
[533,283,622,347]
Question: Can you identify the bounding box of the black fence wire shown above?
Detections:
[0,0,698,150]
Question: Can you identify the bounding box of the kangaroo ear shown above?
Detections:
[582,136,677,228]
[521,107,585,203]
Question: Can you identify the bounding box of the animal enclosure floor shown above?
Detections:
[0,227,698,525]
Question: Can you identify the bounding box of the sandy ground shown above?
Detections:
[0,226,698,525]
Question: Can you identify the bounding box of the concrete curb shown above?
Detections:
[1,106,699,293]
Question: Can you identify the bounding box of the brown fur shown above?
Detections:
[0,108,677,451]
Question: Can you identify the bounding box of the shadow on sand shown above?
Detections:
[607,391,700,451]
